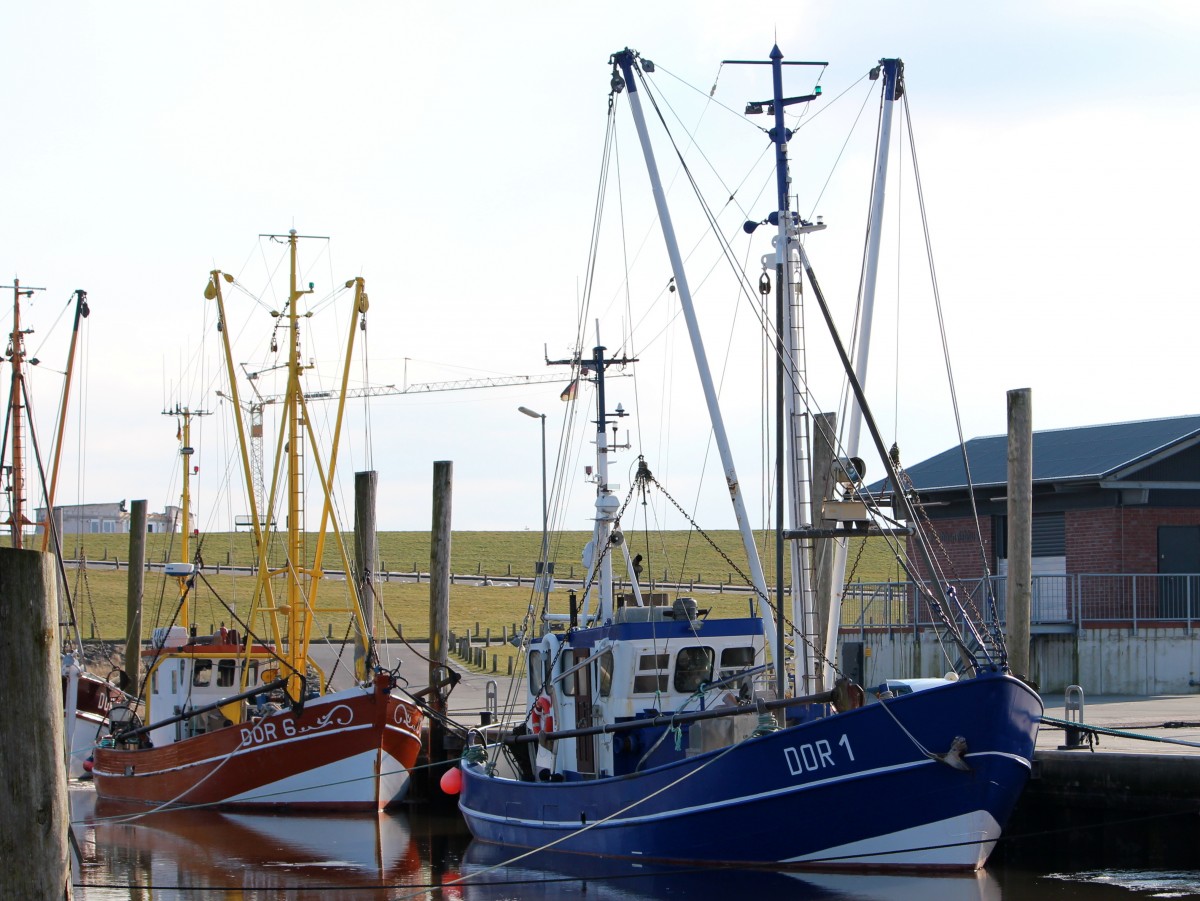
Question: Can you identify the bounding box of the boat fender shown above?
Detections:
[530,693,555,734]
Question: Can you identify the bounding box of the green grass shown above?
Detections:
[55,530,902,585]
[40,531,904,648]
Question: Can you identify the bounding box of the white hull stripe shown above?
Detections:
[462,750,1029,830]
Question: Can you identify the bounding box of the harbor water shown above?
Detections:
[70,786,1200,900]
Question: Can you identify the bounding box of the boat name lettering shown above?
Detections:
[239,707,353,749]
[241,719,289,747]
[784,736,852,777]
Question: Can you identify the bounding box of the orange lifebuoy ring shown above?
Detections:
[530,693,555,734]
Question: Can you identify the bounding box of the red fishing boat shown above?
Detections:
[91,231,423,809]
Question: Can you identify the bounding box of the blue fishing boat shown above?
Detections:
[457,46,1041,871]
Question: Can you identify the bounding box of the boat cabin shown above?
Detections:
[139,626,290,746]
[525,599,767,779]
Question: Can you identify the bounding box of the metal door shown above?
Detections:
[1158,525,1200,618]
[574,657,595,775]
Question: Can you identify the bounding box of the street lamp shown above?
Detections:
[518,406,551,628]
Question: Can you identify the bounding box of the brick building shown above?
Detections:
[883,415,1200,620]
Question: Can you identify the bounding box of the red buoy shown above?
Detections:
[440,765,463,795]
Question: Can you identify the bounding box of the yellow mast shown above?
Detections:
[164,404,209,628]
[284,230,311,698]
[205,230,372,704]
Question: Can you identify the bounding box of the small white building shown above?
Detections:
[34,502,194,535]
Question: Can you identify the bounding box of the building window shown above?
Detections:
[996,512,1066,558]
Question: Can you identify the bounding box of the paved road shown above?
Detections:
[1036,690,1200,755]
[310,639,521,723]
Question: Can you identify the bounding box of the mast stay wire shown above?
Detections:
[631,59,978,655]
[900,90,1002,623]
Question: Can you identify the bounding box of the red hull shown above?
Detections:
[92,676,423,811]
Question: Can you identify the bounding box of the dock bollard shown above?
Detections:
[1059,684,1086,750]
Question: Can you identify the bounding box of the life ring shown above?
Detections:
[530,692,555,735]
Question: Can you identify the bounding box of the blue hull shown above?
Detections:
[459,672,1041,870]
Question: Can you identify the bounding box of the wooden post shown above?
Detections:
[1006,388,1033,680]
[126,500,147,690]
[811,412,838,674]
[429,461,453,770]
[0,548,71,899]
[354,471,378,665]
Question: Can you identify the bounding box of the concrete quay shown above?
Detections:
[1025,691,1200,822]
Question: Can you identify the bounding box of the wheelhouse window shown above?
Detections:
[718,646,755,683]
[633,652,669,694]
[560,649,576,696]
[216,659,237,688]
[597,650,614,698]
[192,660,213,688]
[527,649,543,694]
[674,647,714,693]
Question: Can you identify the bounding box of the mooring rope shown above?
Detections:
[1040,714,1200,750]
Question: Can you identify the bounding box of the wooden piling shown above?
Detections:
[428,461,453,791]
[0,548,71,899]
[126,499,147,690]
[811,412,838,661]
[1006,388,1033,680]
[354,470,378,666]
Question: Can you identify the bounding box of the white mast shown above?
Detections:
[823,59,904,685]
[611,50,775,631]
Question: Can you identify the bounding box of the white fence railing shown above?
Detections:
[841,573,1199,634]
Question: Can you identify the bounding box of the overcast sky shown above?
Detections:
[3,2,1198,539]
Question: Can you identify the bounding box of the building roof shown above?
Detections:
[893,415,1200,493]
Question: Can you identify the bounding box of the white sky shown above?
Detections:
[3,2,1198,538]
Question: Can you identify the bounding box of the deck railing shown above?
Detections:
[840,573,1198,635]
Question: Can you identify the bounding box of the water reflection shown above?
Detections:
[75,790,431,900]
[71,788,1200,899]
[455,842,1001,900]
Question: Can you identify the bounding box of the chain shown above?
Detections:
[843,535,869,586]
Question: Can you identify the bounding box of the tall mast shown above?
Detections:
[164,403,210,630]
[610,50,774,632]
[40,289,90,554]
[207,231,372,699]
[824,59,904,685]
[3,278,44,549]
[728,47,827,695]
[582,331,633,626]
[285,229,312,692]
